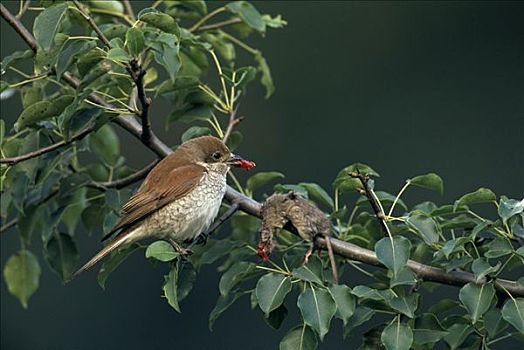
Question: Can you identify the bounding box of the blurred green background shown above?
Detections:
[1,1,523,349]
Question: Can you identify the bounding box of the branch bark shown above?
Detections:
[90,160,158,190]
[351,171,391,237]
[2,4,523,298]
[222,105,243,144]
[0,125,96,165]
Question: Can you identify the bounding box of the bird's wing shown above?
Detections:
[101,163,207,241]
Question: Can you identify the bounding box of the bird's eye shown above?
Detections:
[212,151,222,160]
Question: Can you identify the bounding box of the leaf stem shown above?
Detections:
[387,181,410,218]
[189,6,226,32]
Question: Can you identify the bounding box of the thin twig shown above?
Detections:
[189,6,226,32]
[0,218,17,234]
[0,125,96,165]
[89,160,158,190]
[350,171,392,238]
[122,0,136,22]
[127,60,152,144]
[15,0,30,19]
[72,0,111,47]
[0,3,37,52]
[2,4,523,298]
[222,105,243,144]
[198,17,242,32]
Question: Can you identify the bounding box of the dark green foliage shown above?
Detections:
[1,2,522,349]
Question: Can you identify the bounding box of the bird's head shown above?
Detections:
[180,136,256,171]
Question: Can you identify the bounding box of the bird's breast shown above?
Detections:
[143,170,227,241]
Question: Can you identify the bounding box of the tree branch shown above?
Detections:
[72,1,152,145]
[351,171,392,237]
[72,0,111,48]
[2,3,523,299]
[89,160,158,190]
[222,105,243,144]
[0,3,37,52]
[127,60,152,144]
[0,125,96,165]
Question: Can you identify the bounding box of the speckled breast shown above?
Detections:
[142,168,227,242]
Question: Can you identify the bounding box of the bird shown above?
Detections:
[71,136,254,279]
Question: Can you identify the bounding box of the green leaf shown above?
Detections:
[56,39,96,78]
[484,308,508,338]
[33,3,68,50]
[459,282,495,323]
[388,294,418,318]
[406,211,440,245]
[413,313,448,345]
[381,318,413,350]
[88,124,120,165]
[443,323,473,350]
[292,255,324,285]
[279,324,318,350]
[390,267,417,288]
[145,241,179,262]
[89,0,124,13]
[138,8,180,35]
[375,236,411,276]
[226,130,243,151]
[97,243,141,289]
[3,250,41,308]
[471,258,500,283]
[454,188,496,211]
[219,261,257,296]
[485,237,513,258]
[177,260,196,302]
[44,233,79,281]
[440,237,471,259]
[408,173,444,195]
[163,262,181,312]
[501,298,524,333]
[209,290,246,330]
[254,52,274,98]
[256,273,292,314]
[329,284,356,326]
[181,126,211,142]
[299,182,334,209]
[0,49,33,73]
[14,100,63,131]
[246,171,284,194]
[125,27,145,57]
[106,47,130,62]
[297,288,337,341]
[263,14,288,28]
[226,1,265,33]
[333,163,379,193]
[264,304,288,330]
[498,197,524,225]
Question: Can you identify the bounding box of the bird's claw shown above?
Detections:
[194,232,209,246]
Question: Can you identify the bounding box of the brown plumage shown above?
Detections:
[71,136,250,280]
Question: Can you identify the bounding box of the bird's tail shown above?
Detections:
[68,232,133,282]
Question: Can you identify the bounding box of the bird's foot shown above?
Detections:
[302,243,315,265]
[185,231,208,252]
[194,232,209,246]
[167,238,193,257]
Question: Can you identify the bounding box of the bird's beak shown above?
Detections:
[226,154,256,170]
